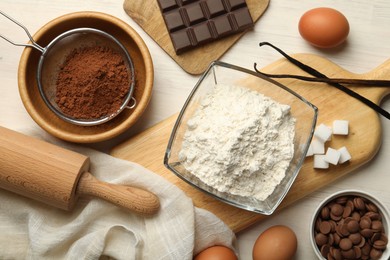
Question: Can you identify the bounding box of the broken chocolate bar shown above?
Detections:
[157,0,254,54]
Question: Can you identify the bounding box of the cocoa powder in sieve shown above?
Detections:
[56,45,131,120]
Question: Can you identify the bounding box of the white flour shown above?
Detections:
[178,84,296,201]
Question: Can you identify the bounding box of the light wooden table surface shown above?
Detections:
[1,1,389,259]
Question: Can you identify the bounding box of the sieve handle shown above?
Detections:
[0,10,45,52]
[126,97,137,110]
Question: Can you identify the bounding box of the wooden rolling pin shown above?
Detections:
[0,126,160,215]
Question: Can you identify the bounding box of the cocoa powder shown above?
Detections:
[56,45,131,120]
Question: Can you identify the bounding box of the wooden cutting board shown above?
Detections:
[111,54,390,233]
[123,0,269,75]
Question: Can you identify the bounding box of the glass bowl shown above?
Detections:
[164,61,318,215]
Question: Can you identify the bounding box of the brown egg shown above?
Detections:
[298,7,350,48]
[194,245,237,260]
[252,225,297,260]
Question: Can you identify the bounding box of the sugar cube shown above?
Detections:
[311,138,325,155]
[333,120,349,135]
[325,147,341,165]
[338,146,352,163]
[314,155,329,169]
[306,143,314,157]
[314,124,332,142]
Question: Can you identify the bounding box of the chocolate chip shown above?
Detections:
[353,197,366,211]
[359,216,371,230]
[380,233,388,244]
[315,218,322,232]
[357,236,366,248]
[373,240,387,250]
[316,232,328,246]
[321,244,331,258]
[340,223,350,237]
[320,221,332,234]
[366,202,378,213]
[340,238,353,250]
[347,219,360,233]
[360,228,374,238]
[321,206,330,219]
[327,252,335,260]
[330,247,342,260]
[346,199,355,211]
[371,220,383,232]
[330,212,342,221]
[329,220,337,232]
[343,205,352,218]
[336,196,348,204]
[353,246,362,259]
[369,248,383,260]
[341,248,355,259]
[328,233,335,246]
[351,211,361,221]
[349,233,362,245]
[333,233,341,245]
[371,232,382,244]
[331,204,344,217]
[366,211,381,221]
[361,242,371,256]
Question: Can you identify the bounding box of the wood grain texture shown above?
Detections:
[111,54,390,233]
[123,0,270,75]
[77,171,160,215]
[0,126,160,215]
[0,126,89,210]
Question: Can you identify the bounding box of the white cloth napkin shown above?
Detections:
[0,127,236,259]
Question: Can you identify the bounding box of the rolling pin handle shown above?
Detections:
[76,172,160,216]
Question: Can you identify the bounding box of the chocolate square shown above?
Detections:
[227,0,247,10]
[157,0,178,11]
[204,0,226,18]
[193,22,213,43]
[185,3,207,25]
[171,30,193,52]
[164,10,186,32]
[213,15,233,37]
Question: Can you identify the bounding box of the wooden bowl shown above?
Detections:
[18,11,154,143]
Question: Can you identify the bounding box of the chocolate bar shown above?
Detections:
[157,0,254,54]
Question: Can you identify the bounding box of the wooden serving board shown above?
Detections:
[123,0,269,75]
[111,54,390,233]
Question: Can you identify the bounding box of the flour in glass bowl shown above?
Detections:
[178,84,296,201]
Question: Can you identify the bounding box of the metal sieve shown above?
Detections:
[1,11,136,126]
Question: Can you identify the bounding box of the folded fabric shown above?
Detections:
[0,127,236,259]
